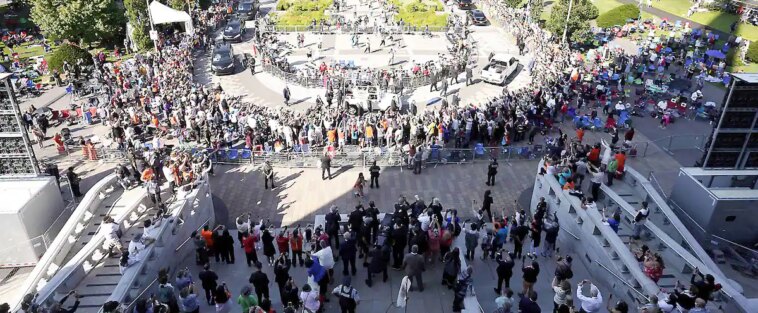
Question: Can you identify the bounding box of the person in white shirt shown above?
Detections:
[99,216,122,256]
[128,233,148,263]
[313,240,335,277]
[576,280,603,313]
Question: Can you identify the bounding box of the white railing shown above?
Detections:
[624,168,734,288]
[33,183,148,308]
[106,166,215,310]
[601,175,753,313]
[536,160,660,304]
[12,174,118,311]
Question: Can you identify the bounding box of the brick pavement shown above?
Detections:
[209,160,539,227]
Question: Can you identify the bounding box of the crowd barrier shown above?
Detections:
[208,144,555,168]
[261,63,437,90]
[260,24,449,34]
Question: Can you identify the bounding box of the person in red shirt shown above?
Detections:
[276,229,290,256]
[587,143,601,165]
[242,232,258,267]
[576,128,585,143]
[615,151,627,174]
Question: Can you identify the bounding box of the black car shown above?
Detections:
[211,43,235,75]
[222,18,245,42]
[467,10,488,25]
[237,0,259,20]
[454,0,474,9]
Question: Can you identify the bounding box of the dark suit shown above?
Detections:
[402,252,425,291]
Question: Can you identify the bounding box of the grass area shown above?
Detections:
[647,0,758,41]
[389,0,448,27]
[274,0,334,26]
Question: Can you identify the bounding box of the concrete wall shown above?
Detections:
[711,199,758,244]
[0,177,65,266]
[669,170,716,241]
[13,175,118,310]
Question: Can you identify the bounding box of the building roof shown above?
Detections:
[0,178,51,213]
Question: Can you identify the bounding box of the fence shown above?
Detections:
[260,63,437,90]
[650,134,708,156]
[208,144,555,168]
[260,24,449,34]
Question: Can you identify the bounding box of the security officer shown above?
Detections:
[486,158,498,186]
[262,161,275,189]
[332,276,360,313]
[369,161,380,188]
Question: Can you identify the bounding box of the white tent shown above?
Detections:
[149,1,194,34]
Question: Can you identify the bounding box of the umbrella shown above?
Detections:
[705,50,726,59]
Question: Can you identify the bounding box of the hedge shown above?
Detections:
[747,42,758,63]
[275,0,333,26]
[596,4,639,28]
[390,0,448,27]
[47,44,93,72]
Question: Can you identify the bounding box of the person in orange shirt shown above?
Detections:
[365,124,374,147]
[289,227,304,267]
[615,151,627,174]
[563,178,576,191]
[327,129,336,144]
[141,167,154,183]
[576,128,584,143]
[201,225,222,262]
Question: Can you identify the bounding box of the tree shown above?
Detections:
[124,0,153,50]
[545,0,598,42]
[166,0,187,11]
[529,0,544,21]
[504,0,522,8]
[47,44,94,72]
[29,0,125,45]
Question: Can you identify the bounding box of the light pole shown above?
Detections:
[561,0,575,44]
[145,0,159,52]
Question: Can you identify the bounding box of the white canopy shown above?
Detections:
[149,1,194,34]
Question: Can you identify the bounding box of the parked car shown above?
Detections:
[480,54,519,86]
[454,0,474,10]
[237,0,259,20]
[222,18,245,42]
[466,9,488,25]
[211,43,235,75]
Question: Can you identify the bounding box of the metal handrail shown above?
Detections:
[711,235,758,255]
[560,226,580,240]
[125,277,159,311]
[596,261,649,303]
[175,217,213,252]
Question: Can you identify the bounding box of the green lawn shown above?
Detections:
[648,0,758,41]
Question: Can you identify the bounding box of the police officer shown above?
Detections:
[66,167,83,197]
[332,276,360,313]
[262,161,275,189]
[369,161,380,188]
[486,159,498,186]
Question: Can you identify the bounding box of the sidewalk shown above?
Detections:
[18,86,68,111]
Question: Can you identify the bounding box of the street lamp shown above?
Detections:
[561,0,575,44]
[145,0,159,52]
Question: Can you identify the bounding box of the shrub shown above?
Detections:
[596,4,639,28]
[47,44,93,72]
[747,42,758,63]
